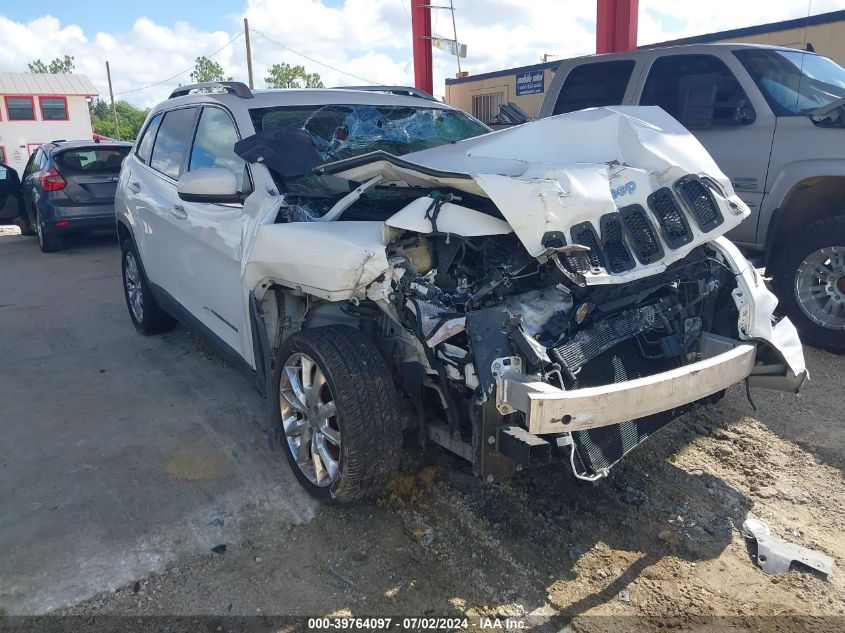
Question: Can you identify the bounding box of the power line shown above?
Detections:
[250,29,379,85]
[114,32,243,96]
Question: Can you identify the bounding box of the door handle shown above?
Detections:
[169,204,187,220]
[128,181,140,193]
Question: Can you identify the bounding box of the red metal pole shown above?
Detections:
[596,0,639,54]
[411,2,433,95]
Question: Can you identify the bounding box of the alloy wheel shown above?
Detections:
[279,352,341,487]
[794,245,845,330]
[124,251,144,323]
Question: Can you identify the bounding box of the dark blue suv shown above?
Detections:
[15,140,132,252]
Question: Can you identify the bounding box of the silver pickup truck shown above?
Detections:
[540,43,845,353]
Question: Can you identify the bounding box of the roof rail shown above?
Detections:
[335,85,437,101]
[169,81,253,99]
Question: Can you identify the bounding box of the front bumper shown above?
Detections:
[497,333,758,435]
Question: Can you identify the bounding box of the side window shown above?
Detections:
[136,113,163,165]
[23,150,41,178]
[188,107,248,192]
[149,108,197,180]
[553,60,635,115]
[640,55,754,126]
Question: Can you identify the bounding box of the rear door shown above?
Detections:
[126,106,199,302]
[0,163,22,223]
[174,104,252,358]
[53,146,130,205]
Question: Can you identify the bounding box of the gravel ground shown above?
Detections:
[55,346,844,630]
[4,223,842,630]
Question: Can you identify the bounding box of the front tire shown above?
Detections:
[121,239,177,335]
[272,325,404,503]
[772,216,845,353]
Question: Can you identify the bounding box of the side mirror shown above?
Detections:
[177,167,241,203]
[732,99,756,125]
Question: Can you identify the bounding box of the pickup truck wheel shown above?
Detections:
[773,216,845,353]
[121,239,177,335]
[272,325,403,503]
[35,209,62,253]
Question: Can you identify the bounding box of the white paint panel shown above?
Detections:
[245,222,390,301]
[386,197,512,236]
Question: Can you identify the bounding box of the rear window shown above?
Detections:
[56,147,130,173]
[150,108,197,180]
[136,113,163,165]
[552,60,636,115]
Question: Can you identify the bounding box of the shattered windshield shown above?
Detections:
[735,49,845,115]
[248,103,489,197]
[250,103,488,162]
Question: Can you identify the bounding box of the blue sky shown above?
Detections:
[1,0,348,32]
[2,0,844,106]
[2,0,241,32]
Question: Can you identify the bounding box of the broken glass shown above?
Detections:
[247,103,487,189]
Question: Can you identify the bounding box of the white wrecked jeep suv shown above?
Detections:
[115,82,807,502]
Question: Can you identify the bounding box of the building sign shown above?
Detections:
[515,70,544,96]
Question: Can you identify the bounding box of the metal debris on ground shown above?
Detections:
[741,518,834,576]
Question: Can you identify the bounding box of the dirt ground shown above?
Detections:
[2,226,843,630]
[58,347,844,630]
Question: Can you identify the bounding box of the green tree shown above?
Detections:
[264,62,324,89]
[27,55,75,74]
[88,99,150,141]
[190,56,232,84]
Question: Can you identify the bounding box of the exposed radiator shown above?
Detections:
[551,304,662,372]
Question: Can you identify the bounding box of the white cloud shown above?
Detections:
[0,0,844,107]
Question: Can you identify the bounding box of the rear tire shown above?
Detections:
[272,325,404,503]
[35,209,62,253]
[772,216,845,354]
[121,238,177,335]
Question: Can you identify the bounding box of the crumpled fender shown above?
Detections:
[711,236,807,383]
[244,221,390,301]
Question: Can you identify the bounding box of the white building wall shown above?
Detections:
[0,95,94,175]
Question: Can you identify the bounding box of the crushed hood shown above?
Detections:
[317,106,751,285]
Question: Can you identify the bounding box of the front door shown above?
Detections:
[637,53,776,246]
[173,105,251,360]
[0,163,22,224]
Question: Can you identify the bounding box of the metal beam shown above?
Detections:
[596,0,639,54]
[411,2,434,95]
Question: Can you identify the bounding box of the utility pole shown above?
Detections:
[105,61,120,141]
[448,0,461,75]
[244,18,254,90]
